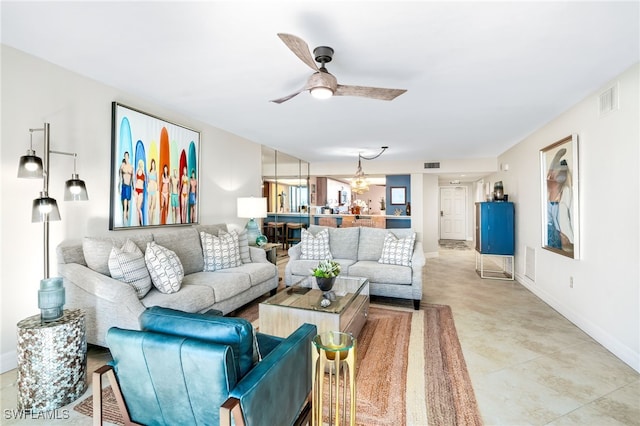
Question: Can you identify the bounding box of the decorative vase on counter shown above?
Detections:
[406,202,411,216]
[493,181,505,201]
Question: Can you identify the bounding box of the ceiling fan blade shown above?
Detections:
[269,86,309,104]
[335,84,407,101]
[277,33,319,72]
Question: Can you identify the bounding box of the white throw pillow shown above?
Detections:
[200,231,242,271]
[145,242,184,294]
[300,228,332,260]
[378,232,416,266]
[108,239,152,298]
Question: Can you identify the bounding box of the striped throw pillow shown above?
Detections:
[108,239,152,298]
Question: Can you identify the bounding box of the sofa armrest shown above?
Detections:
[229,323,317,426]
[412,241,426,268]
[248,246,268,263]
[59,263,142,307]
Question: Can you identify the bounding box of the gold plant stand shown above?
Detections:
[312,331,356,426]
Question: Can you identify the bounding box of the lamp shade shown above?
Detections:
[64,174,89,201]
[17,150,44,178]
[32,194,61,222]
[237,197,267,219]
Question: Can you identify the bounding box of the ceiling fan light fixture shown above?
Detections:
[310,86,333,100]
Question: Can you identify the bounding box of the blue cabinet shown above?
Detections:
[475,202,514,255]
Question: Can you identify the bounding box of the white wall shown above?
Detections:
[420,174,440,257]
[0,46,263,372]
[489,63,639,372]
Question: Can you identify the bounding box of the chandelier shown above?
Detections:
[351,146,388,195]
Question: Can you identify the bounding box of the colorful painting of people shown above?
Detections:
[119,151,133,224]
[160,164,170,224]
[147,159,158,225]
[134,160,145,226]
[171,169,180,224]
[112,107,199,229]
[546,147,574,254]
[189,169,197,223]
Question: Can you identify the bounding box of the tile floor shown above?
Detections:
[425,245,639,425]
[1,245,638,425]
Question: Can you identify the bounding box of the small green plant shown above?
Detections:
[311,259,341,278]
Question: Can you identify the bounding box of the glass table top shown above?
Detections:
[263,276,369,314]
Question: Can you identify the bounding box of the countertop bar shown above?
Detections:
[267,212,411,220]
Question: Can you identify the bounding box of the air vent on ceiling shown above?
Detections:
[599,83,619,117]
[424,162,440,169]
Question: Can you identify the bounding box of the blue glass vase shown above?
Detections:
[38,277,65,322]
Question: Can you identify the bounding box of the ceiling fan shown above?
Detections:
[270,33,407,104]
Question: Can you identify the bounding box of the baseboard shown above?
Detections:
[1,349,17,374]
[515,272,640,373]
[425,251,439,259]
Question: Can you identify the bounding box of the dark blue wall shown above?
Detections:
[385,175,411,216]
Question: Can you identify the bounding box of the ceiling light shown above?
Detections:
[310,86,333,100]
[351,146,388,195]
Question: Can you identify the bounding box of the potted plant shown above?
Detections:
[311,259,341,291]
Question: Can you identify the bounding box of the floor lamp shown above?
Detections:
[17,123,89,322]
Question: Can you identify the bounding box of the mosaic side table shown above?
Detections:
[16,309,87,412]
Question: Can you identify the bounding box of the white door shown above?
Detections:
[440,187,467,240]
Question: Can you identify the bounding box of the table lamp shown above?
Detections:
[237,197,267,246]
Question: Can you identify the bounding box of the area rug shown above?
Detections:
[75,304,482,426]
[439,239,472,250]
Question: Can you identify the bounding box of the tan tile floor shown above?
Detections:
[425,246,640,425]
[1,245,638,425]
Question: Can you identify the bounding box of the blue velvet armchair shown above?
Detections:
[93,307,317,426]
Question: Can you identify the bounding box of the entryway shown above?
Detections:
[439,186,467,240]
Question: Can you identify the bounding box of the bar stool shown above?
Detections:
[266,222,285,249]
[285,222,304,249]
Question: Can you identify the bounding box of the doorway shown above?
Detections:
[440,186,467,240]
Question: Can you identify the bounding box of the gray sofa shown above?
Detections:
[56,224,278,347]
[285,225,425,309]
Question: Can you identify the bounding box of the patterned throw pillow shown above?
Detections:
[378,232,416,266]
[300,228,332,260]
[108,239,152,298]
[200,231,242,271]
[145,242,184,294]
[236,229,252,264]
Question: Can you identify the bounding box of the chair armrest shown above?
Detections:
[248,246,268,263]
[287,243,302,260]
[228,323,317,426]
[256,333,284,358]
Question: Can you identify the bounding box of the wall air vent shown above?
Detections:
[424,162,440,169]
[599,83,619,117]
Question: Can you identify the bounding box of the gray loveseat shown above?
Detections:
[285,225,425,309]
[56,224,278,347]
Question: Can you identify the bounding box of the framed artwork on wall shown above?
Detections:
[109,102,201,230]
[540,134,580,259]
[390,187,406,205]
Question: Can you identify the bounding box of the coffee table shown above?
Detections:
[259,276,369,338]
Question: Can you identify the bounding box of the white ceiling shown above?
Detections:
[2,1,638,167]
